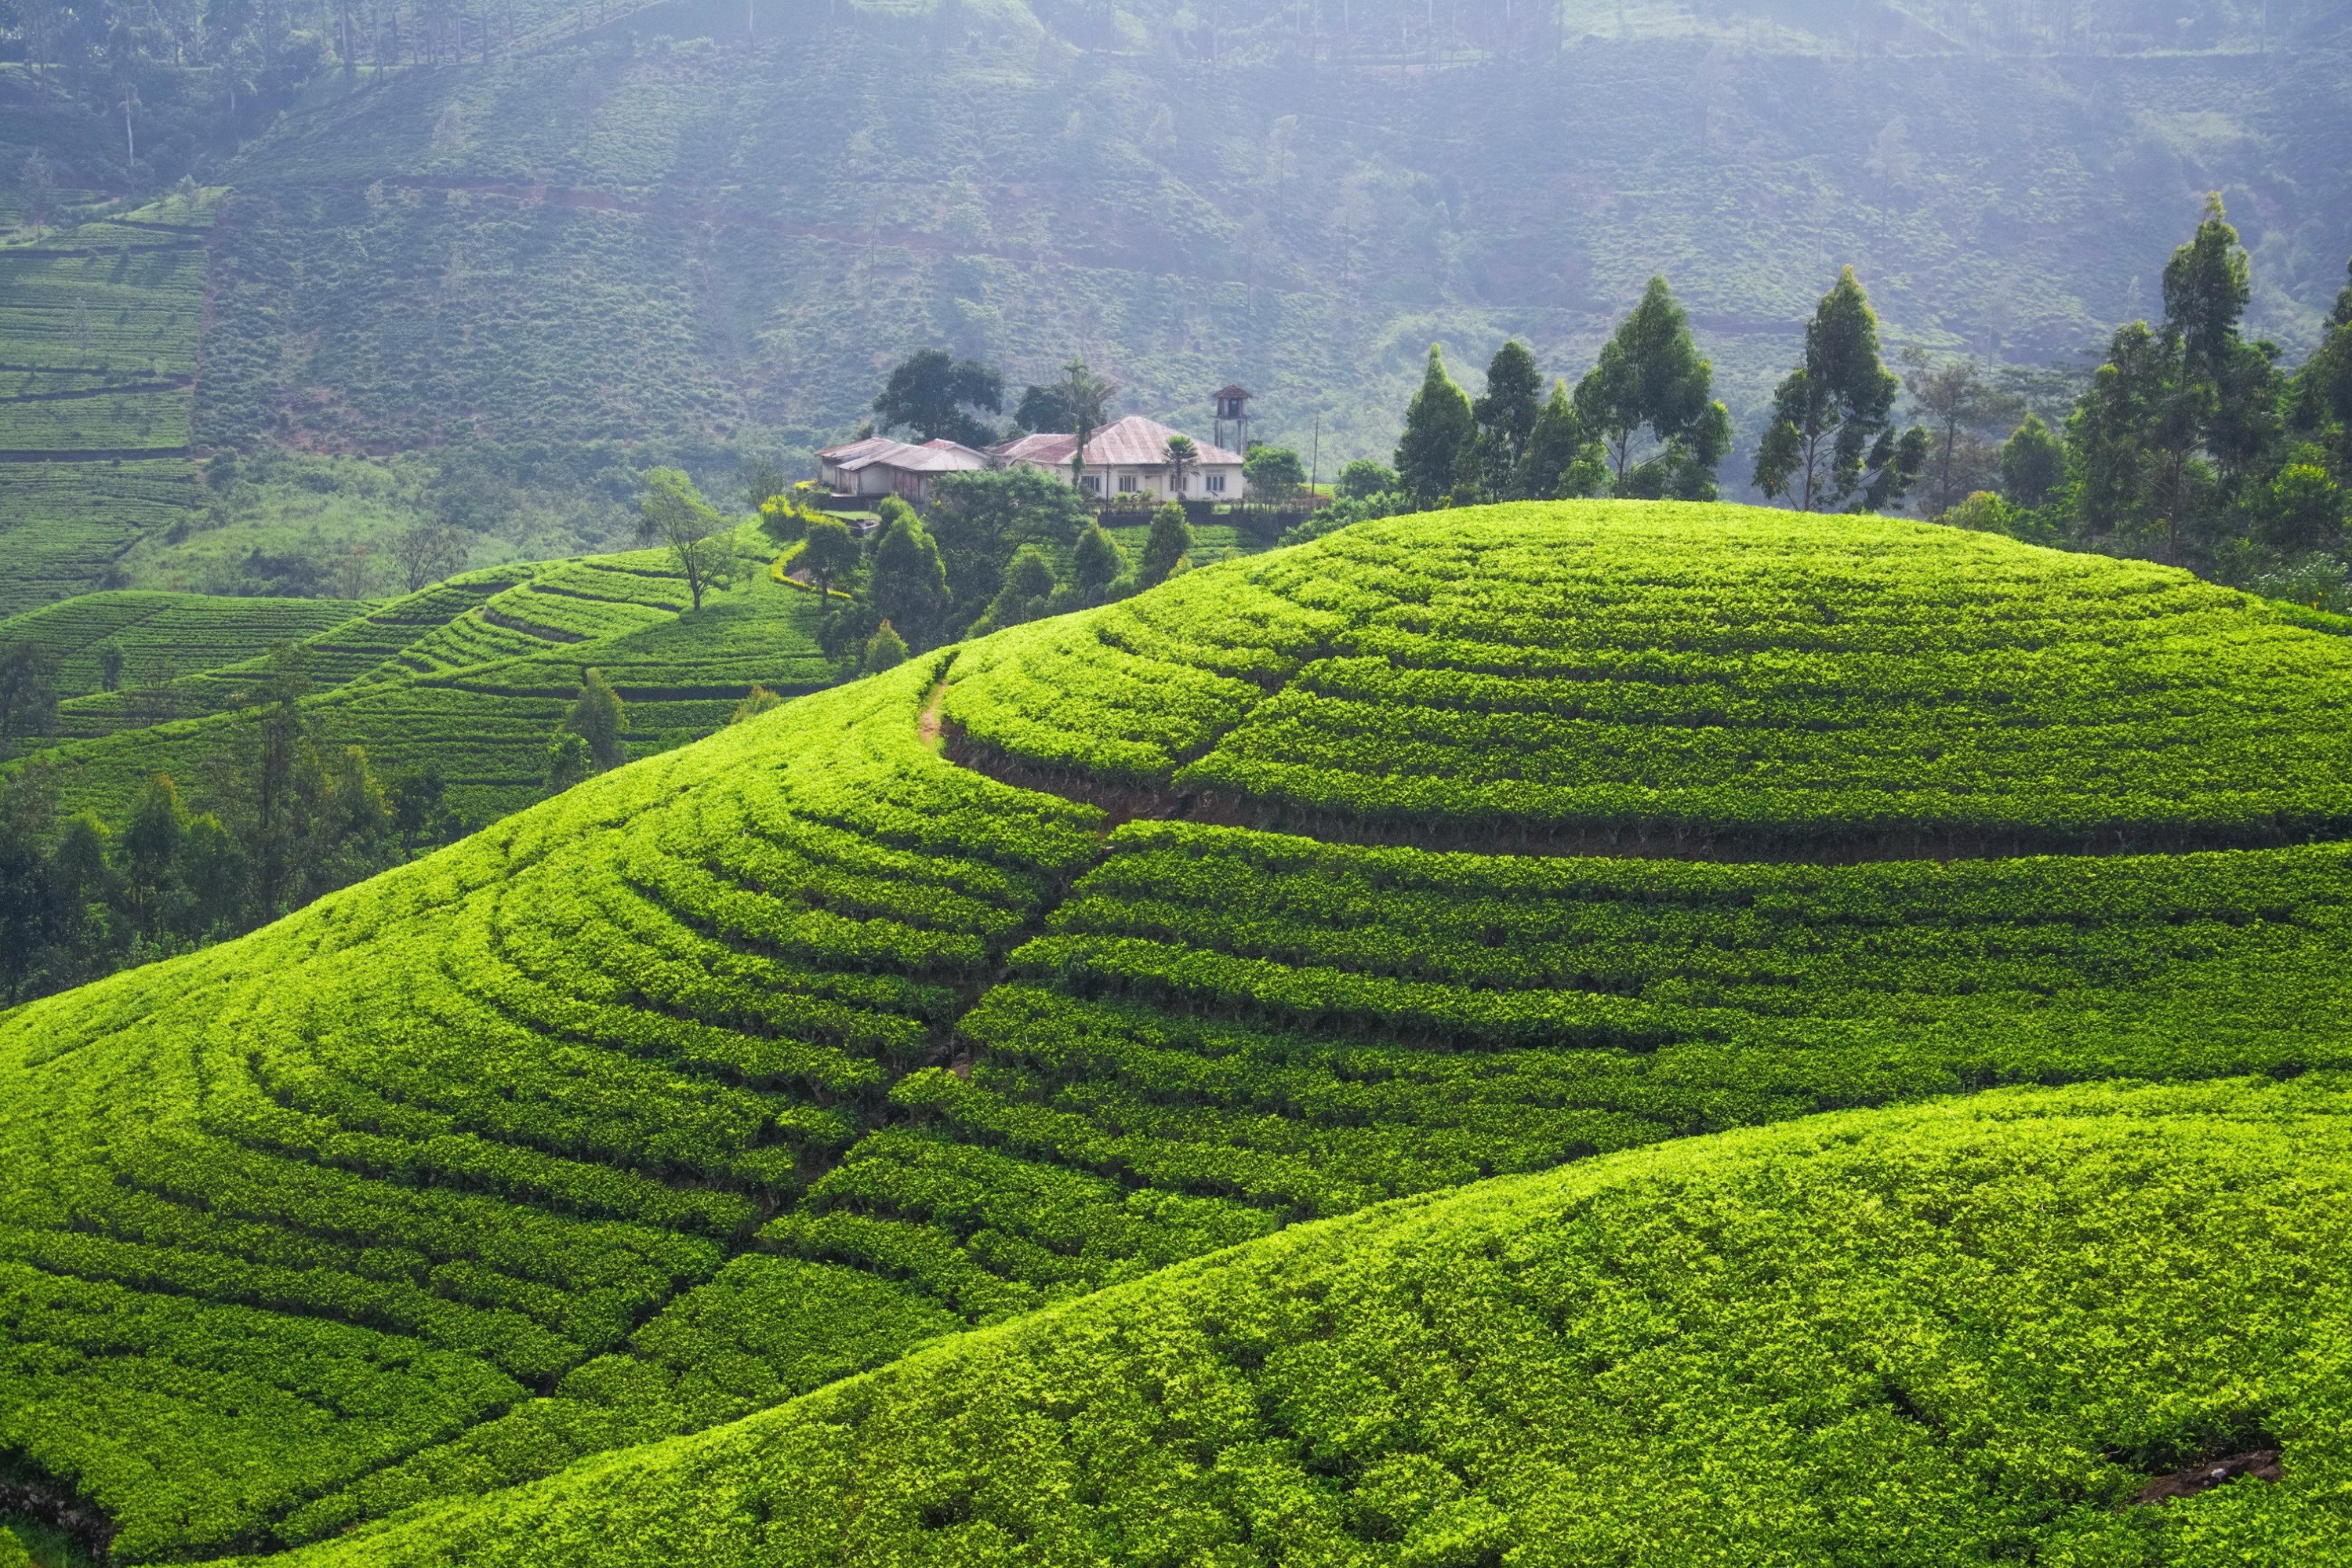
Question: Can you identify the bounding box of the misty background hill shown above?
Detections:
[3,0,2350,590]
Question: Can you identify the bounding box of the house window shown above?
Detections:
[1118,474,1138,493]
[1080,474,1102,494]
[1204,474,1226,494]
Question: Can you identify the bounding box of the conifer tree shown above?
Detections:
[1512,380,1607,499]
[1138,503,1191,588]
[868,514,951,649]
[1573,277,1730,499]
[1465,340,1542,499]
[1998,414,2065,510]
[1753,267,1927,513]
[1394,345,1473,506]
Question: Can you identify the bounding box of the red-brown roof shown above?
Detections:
[994,416,1242,469]
[1213,383,1252,400]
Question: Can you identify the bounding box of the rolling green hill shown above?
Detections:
[7,502,2352,1563]
[262,1076,2352,1568]
[0,590,368,702]
[10,528,822,827]
[0,191,220,616]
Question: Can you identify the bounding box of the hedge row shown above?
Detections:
[945,503,2352,844]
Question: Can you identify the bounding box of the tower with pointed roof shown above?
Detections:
[1212,385,1252,456]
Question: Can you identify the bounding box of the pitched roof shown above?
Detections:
[1213,383,1253,400]
[817,435,899,463]
[989,432,1076,465]
[831,437,993,475]
[995,416,1243,470]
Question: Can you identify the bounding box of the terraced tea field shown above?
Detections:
[0,193,219,614]
[7,503,2352,1566]
[14,529,823,826]
[0,591,368,699]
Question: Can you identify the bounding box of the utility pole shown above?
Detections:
[1308,414,1320,505]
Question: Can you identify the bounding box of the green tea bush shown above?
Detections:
[260,1078,2352,1568]
[946,503,2352,851]
[13,504,2352,1559]
[0,590,365,699]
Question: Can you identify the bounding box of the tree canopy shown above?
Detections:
[871,350,1004,447]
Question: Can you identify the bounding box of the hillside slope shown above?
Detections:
[11,528,818,826]
[0,191,220,615]
[264,1076,2352,1568]
[196,6,2352,468]
[6,503,2352,1560]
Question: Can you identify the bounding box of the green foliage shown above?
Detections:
[256,1078,2352,1568]
[1334,459,1396,501]
[924,468,1088,633]
[1754,267,1925,512]
[564,669,627,772]
[1513,379,1606,501]
[861,622,909,674]
[637,470,734,612]
[546,731,593,792]
[730,685,783,724]
[0,594,369,705]
[1137,503,1191,590]
[1070,522,1121,601]
[1392,345,1473,506]
[1999,412,2066,508]
[865,515,950,653]
[1572,278,1729,501]
[869,350,1002,448]
[16,506,2352,1561]
[1242,445,1307,508]
[945,503,2352,847]
[973,545,1056,633]
[796,517,861,604]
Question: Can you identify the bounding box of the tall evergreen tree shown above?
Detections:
[868,514,951,650]
[1573,277,1730,500]
[1464,340,1542,499]
[1394,344,1474,506]
[1512,380,1606,499]
[1752,267,1927,513]
[2069,199,2275,564]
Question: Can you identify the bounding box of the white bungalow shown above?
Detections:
[989,416,1245,503]
[816,436,994,503]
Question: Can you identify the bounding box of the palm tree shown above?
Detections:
[1056,358,1116,499]
[1162,434,1198,503]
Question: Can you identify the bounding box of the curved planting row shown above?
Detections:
[10,504,2352,1562]
[942,504,2352,853]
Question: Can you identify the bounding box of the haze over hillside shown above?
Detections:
[200,0,2351,472]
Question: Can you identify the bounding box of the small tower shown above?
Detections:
[1212,384,1252,454]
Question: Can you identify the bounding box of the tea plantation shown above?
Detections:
[0,591,368,699]
[13,528,818,826]
[5,502,2352,1564]
[0,192,220,615]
